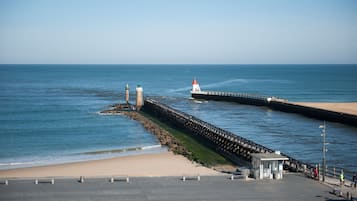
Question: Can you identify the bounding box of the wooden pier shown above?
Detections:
[192,91,357,127]
[143,98,310,171]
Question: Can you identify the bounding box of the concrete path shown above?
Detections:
[323,176,357,199]
[0,174,353,201]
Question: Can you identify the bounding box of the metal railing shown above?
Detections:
[144,98,311,171]
[201,91,269,101]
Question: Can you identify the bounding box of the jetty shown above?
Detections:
[2,82,355,201]
[190,79,357,127]
[143,98,308,171]
[101,83,307,171]
[102,82,356,179]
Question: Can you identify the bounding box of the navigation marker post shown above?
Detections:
[319,121,328,182]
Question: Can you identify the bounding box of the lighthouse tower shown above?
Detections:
[125,84,129,104]
[191,79,201,94]
[136,85,144,111]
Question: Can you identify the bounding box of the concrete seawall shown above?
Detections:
[143,98,310,171]
[192,91,357,127]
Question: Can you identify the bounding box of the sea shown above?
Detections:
[0,64,356,172]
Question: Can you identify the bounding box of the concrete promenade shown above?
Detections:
[0,174,353,201]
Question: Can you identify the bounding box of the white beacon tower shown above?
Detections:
[125,84,130,104]
[191,79,201,94]
[136,85,144,111]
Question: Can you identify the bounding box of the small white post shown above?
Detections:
[182,176,186,182]
[80,176,84,183]
[126,177,129,183]
[110,177,114,183]
[5,180,8,185]
[231,175,234,180]
[51,179,54,184]
[197,175,200,181]
[34,179,38,185]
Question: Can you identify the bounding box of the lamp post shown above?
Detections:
[319,121,328,182]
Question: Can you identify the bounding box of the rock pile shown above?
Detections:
[122,111,192,158]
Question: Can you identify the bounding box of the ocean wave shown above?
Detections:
[96,111,123,116]
[168,78,291,93]
[0,161,40,167]
[142,144,162,150]
[0,145,165,170]
[202,78,292,90]
[80,144,162,155]
[168,86,192,93]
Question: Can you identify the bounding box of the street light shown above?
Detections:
[319,121,328,182]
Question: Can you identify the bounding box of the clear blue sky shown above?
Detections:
[0,0,356,64]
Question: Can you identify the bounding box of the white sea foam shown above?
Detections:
[141,144,162,150]
[96,111,123,116]
[0,146,167,170]
[168,86,192,93]
[202,79,249,89]
[0,161,43,170]
[168,78,291,93]
[0,161,37,166]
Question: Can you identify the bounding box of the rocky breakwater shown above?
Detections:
[100,105,192,159]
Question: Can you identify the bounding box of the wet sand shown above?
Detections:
[0,152,221,179]
[292,102,357,116]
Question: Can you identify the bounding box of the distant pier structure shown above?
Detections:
[101,83,145,113]
[190,79,357,127]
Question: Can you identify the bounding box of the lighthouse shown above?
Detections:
[125,84,129,104]
[136,85,144,111]
[191,78,201,94]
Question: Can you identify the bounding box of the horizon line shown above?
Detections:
[1,63,357,65]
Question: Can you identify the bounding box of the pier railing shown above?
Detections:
[192,90,357,127]
[204,91,269,101]
[192,91,269,106]
[325,166,355,182]
[143,98,312,172]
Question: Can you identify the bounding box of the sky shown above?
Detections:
[0,0,357,64]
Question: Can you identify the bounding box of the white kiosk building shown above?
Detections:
[251,152,288,180]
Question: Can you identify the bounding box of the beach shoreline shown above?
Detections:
[0,152,222,179]
[3,101,355,179]
[0,107,234,179]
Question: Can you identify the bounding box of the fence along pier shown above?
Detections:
[143,98,311,172]
[191,90,357,127]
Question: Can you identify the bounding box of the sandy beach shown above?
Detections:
[0,152,221,179]
[292,102,357,116]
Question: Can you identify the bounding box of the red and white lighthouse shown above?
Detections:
[191,78,201,93]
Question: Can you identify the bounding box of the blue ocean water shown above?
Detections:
[0,64,356,171]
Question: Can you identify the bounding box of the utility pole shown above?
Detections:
[319,121,328,182]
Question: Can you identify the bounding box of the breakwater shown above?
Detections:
[191,91,357,127]
[143,98,310,171]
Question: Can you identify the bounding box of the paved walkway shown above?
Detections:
[323,176,357,199]
[0,174,354,201]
